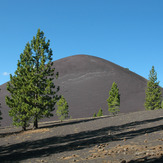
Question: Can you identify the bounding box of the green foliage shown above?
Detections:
[107,82,120,116]
[56,96,69,121]
[144,66,162,110]
[161,100,163,109]
[97,108,103,117]
[6,29,59,130]
[6,43,33,130]
[93,113,96,117]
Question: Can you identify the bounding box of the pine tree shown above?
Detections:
[6,43,33,130]
[107,82,120,116]
[161,100,163,109]
[6,29,59,130]
[56,96,69,121]
[30,29,59,129]
[144,66,162,110]
[93,113,96,117]
[97,108,103,117]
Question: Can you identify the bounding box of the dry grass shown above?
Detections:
[19,128,50,136]
[61,154,79,160]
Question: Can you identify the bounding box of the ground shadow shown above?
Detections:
[0,116,163,162]
[128,155,163,163]
[39,115,111,129]
[1,115,162,138]
[0,116,110,138]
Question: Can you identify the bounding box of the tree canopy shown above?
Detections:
[97,108,103,117]
[144,66,162,110]
[56,96,69,121]
[6,29,59,130]
[107,82,120,116]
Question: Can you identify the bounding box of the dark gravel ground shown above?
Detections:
[0,109,163,163]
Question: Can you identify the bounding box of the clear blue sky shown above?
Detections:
[0,0,163,86]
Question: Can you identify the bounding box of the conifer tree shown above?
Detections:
[30,29,59,129]
[107,82,120,116]
[144,66,162,110]
[56,96,69,121]
[6,43,33,130]
[93,113,96,117]
[97,108,103,117]
[6,29,59,130]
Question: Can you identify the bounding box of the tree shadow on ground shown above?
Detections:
[0,116,109,138]
[39,115,112,129]
[128,155,163,163]
[1,115,162,138]
[0,116,163,162]
[40,115,163,130]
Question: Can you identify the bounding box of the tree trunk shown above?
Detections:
[22,126,26,131]
[33,116,38,129]
[22,123,26,131]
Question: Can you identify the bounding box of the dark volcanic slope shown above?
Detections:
[0,54,150,127]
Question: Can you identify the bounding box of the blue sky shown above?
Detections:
[0,0,163,86]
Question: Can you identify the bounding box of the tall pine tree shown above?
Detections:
[145,66,162,110]
[6,43,33,130]
[30,29,59,129]
[6,29,59,130]
[107,82,120,116]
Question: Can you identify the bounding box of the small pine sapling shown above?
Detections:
[93,113,96,117]
[97,108,103,117]
[107,82,120,116]
[144,66,162,110]
[56,96,69,122]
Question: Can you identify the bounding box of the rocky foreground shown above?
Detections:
[0,109,163,162]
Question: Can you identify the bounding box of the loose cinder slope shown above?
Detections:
[0,54,158,127]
